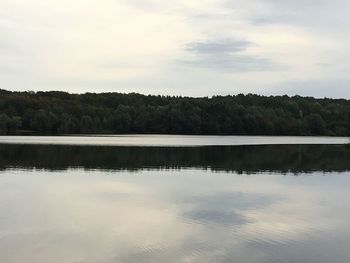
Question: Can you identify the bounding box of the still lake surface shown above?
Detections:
[1,135,350,263]
[0,134,349,146]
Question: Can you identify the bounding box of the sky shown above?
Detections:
[1,0,350,98]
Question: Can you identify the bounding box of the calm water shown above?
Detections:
[0,135,349,146]
[1,137,350,263]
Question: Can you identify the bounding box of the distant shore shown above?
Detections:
[1,89,350,136]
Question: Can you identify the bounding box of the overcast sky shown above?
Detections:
[1,0,350,98]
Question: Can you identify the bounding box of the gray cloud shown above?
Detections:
[248,0,350,30]
[186,38,250,54]
[183,38,278,72]
[265,0,327,9]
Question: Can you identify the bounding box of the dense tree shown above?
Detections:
[0,113,21,135]
[304,114,326,135]
[0,89,350,136]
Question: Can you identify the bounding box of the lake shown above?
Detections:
[0,134,349,146]
[1,136,350,263]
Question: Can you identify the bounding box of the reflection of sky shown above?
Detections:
[0,135,349,146]
[0,169,350,262]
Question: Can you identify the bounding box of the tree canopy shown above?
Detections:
[0,89,350,136]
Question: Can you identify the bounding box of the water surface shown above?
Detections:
[1,144,350,173]
[0,141,350,263]
[0,135,349,146]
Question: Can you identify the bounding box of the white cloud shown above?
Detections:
[0,0,349,97]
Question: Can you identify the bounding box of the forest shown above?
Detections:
[0,89,350,136]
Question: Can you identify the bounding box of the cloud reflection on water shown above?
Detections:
[0,169,350,262]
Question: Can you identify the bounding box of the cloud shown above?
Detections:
[186,38,250,54]
[265,0,327,9]
[248,0,350,31]
[182,38,278,72]
[274,79,350,98]
[0,0,349,97]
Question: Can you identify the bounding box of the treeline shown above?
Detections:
[0,89,350,136]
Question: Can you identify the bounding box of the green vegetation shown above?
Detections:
[0,89,350,135]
